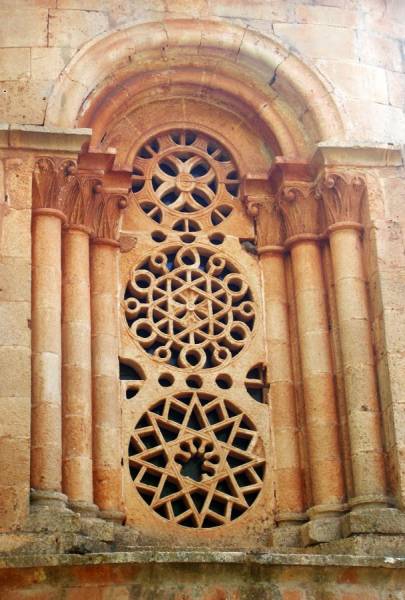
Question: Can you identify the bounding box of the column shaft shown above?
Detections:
[329,227,387,504]
[31,212,64,499]
[62,227,95,511]
[90,240,123,520]
[291,240,345,511]
[261,250,304,519]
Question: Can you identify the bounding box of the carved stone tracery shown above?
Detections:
[124,244,255,370]
[128,391,265,528]
[132,129,240,232]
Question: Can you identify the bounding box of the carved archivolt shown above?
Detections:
[128,391,265,528]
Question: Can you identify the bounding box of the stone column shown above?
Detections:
[31,157,74,511]
[90,192,127,522]
[245,190,305,546]
[272,162,346,544]
[61,177,101,516]
[317,173,388,512]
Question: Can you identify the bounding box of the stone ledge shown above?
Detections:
[342,508,405,537]
[312,142,403,167]
[0,123,92,152]
[0,550,404,570]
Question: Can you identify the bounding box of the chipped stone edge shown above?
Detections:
[0,123,92,153]
[312,142,403,168]
[0,551,404,570]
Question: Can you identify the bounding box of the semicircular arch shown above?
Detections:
[45,19,346,160]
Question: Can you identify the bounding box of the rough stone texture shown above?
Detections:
[0,552,405,599]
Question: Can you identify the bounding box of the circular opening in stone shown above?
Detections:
[215,374,232,389]
[158,373,175,387]
[186,375,202,389]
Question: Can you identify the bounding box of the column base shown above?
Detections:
[99,509,126,524]
[300,503,347,546]
[271,512,307,547]
[270,525,303,548]
[30,489,71,513]
[300,517,342,546]
[342,507,405,537]
[68,500,99,518]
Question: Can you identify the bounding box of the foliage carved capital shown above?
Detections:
[91,191,128,242]
[242,174,284,248]
[277,183,320,240]
[315,171,366,228]
[32,157,76,214]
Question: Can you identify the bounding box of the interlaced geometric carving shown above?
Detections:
[124,245,255,369]
[132,129,240,230]
[128,392,265,528]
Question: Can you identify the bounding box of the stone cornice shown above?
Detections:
[0,124,92,153]
[1,550,404,570]
[312,142,403,169]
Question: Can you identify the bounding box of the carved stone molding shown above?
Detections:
[32,157,76,219]
[315,172,366,230]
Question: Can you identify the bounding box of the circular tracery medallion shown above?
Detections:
[132,129,240,231]
[128,392,265,528]
[124,245,255,369]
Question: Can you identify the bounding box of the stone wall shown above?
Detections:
[1,552,405,600]
[0,0,404,144]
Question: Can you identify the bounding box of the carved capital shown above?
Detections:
[268,159,319,243]
[247,196,284,249]
[91,191,128,242]
[277,183,320,240]
[33,157,76,214]
[62,175,103,232]
[316,172,366,228]
[242,174,283,249]
[244,197,261,220]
